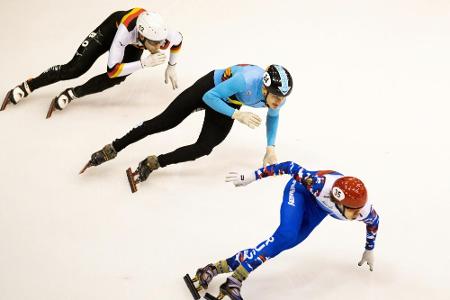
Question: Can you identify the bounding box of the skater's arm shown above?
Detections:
[266,108,280,146]
[357,207,379,271]
[255,161,304,180]
[361,206,380,250]
[107,61,143,78]
[226,161,305,187]
[166,31,183,66]
[203,74,246,117]
[163,31,182,89]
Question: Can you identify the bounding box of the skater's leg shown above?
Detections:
[50,46,143,112]
[209,179,310,278]
[156,105,237,167]
[27,12,120,92]
[72,46,144,98]
[112,71,215,152]
[225,179,328,275]
[204,181,327,300]
[71,73,126,98]
[111,89,200,151]
[4,31,108,109]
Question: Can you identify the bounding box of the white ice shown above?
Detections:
[0,1,449,299]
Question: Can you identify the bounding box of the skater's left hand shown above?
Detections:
[263,146,277,167]
[165,64,178,89]
[225,171,256,187]
[358,249,374,271]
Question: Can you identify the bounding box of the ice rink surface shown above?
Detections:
[1,0,449,299]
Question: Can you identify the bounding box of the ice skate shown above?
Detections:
[79,144,117,174]
[46,88,77,118]
[1,81,31,111]
[205,277,243,300]
[184,264,218,300]
[126,155,160,193]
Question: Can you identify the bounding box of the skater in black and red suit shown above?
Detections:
[1,8,182,118]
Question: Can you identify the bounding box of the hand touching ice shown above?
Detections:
[358,249,374,271]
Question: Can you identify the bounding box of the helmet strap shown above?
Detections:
[342,206,348,219]
[335,202,345,216]
[138,35,145,45]
[263,87,269,107]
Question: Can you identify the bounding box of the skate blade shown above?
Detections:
[183,274,201,300]
[1,90,11,111]
[79,161,92,174]
[204,293,222,300]
[126,168,138,193]
[46,98,57,119]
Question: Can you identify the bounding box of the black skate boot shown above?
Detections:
[46,88,77,118]
[126,155,160,193]
[79,144,117,174]
[205,277,243,300]
[184,264,218,299]
[1,81,32,111]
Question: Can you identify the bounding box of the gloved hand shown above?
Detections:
[165,64,178,89]
[358,249,374,271]
[140,53,166,68]
[263,145,277,167]
[225,171,256,187]
[231,110,262,129]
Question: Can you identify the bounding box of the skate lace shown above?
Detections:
[224,277,242,298]
[200,265,217,284]
[102,145,117,160]
[201,271,213,282]
[229,287,241,298]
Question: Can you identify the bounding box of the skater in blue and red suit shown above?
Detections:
[187,161,380,300]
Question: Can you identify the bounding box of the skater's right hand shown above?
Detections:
[225,171,256,187]
[232,110,262,129]
[358,249,374,271]
[140,53,166,68]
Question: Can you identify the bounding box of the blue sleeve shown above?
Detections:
[266,108,280,146]
[202,73,246,117]
[362,207,379,250]
[255,162,342,199]
[254,161,305,179]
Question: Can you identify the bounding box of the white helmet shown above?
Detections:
[136,12,168,42]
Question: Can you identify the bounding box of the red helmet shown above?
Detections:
[331,176,367,209]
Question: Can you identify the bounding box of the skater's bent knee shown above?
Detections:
[60,65,88,80]
[194,143,214,157]
[111,76,126,85]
